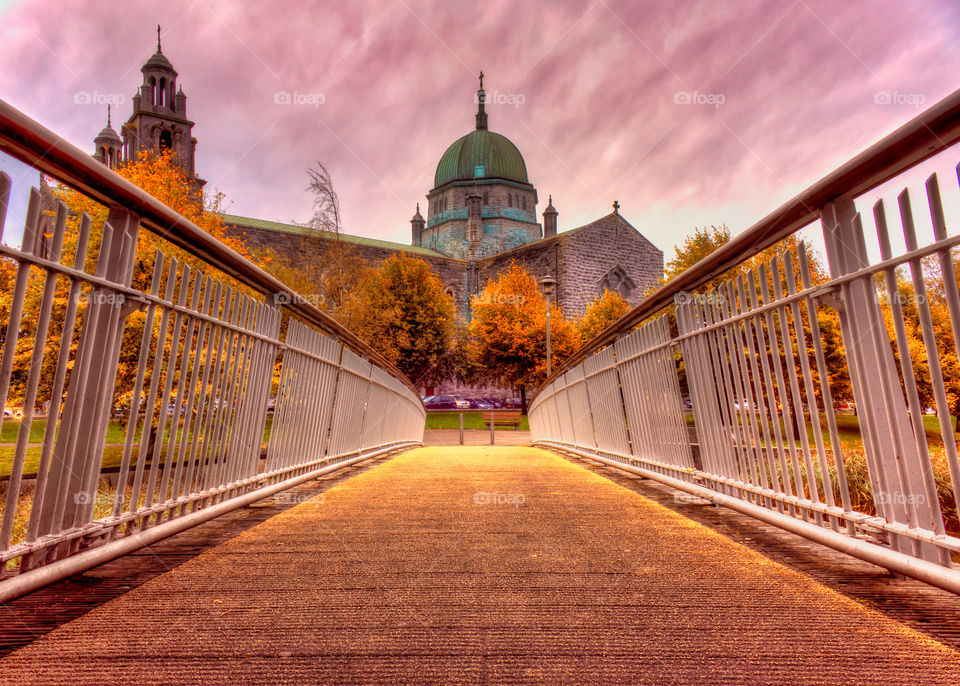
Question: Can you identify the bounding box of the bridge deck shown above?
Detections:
[1,446,959,684]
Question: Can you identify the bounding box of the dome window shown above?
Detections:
[474,165,485,178]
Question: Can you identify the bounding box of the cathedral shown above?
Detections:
[92,34,664,336]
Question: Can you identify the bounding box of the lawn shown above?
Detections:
[425,411,529,431]
[0,416,275,478]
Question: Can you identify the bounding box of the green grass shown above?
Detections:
[425,411,529,431]
[0,419,130,445]
[0,415,275,477]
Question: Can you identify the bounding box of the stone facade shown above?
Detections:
[223,208,662,321]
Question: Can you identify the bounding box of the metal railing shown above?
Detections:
[0,100,425,601]
[530,88,960,595]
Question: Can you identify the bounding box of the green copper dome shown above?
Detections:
[433,129,529,189]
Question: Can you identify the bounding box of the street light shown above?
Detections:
[539,276,557,375]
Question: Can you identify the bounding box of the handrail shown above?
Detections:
[536,86,960,395]
[0,98,421,400]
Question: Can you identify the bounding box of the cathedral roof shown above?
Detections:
[221,214,447,258]
[142,50,177,74]
[433,75,530,190]
[433,130,529,189]
[94,106,122,145]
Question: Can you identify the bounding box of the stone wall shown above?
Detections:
[226,211,663,323]
[224,223,472,315]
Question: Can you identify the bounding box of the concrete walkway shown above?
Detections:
[1,446,959,684]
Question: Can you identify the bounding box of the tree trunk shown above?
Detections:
[520,385,527,416]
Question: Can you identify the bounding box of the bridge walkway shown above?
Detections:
[1,446,958,684]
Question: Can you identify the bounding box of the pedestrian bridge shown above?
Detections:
[2,446,959,683]
[3,88,960,682]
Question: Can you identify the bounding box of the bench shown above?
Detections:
[483,411,523,430]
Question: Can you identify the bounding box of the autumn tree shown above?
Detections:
[349,253,455,386]
[665,227,851,415]
[3,149,257,415]
[469,262,579,412]
[579,288,630,343]
[663,224,731,284]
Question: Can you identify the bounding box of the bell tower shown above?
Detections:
[121,26,203,188]
[92,105,123,169]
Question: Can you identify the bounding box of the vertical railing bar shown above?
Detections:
[770,256,823,522]
[784,251,836,519]
[197,286,235,496]
[850,210,925,555]
[145,263,191,512]
[721,282,765,500]
[27,212,93,542]
[736,275,783,512]
[158,270,202,509]
[760,262,809,516]
[0,201,63,549]
[174,276,214,502]
[747,269,792,503]
[113,251,165,520]
[185,280,224,496]
[198,288,238,495]
[900,189,960,527]
[726,279,773,505]
[49,219,117,545]
[128,257,177,517]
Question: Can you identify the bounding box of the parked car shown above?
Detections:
[468,398,494,410]
[423,395,458,410]
[503,397,523,409]
[454,398,470,409]
[482,398,503,409]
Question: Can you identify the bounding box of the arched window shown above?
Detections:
[507,194,512,208]
[522,196,527,210]
[159,78,166,107]
[149,77,157,105]
[159,129,173,153]
[483,191,488,205]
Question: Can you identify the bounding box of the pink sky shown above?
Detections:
[1,0,959,257]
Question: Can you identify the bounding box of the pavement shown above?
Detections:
[1,446,959,684]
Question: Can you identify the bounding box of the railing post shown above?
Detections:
[821,197,941,562]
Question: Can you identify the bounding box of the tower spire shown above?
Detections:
[106,104,111,127]
[475,70,487,130]
[157,24,162,53]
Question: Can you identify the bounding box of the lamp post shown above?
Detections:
[539,276,557,376]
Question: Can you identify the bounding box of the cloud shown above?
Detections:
[1,0,958,255]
